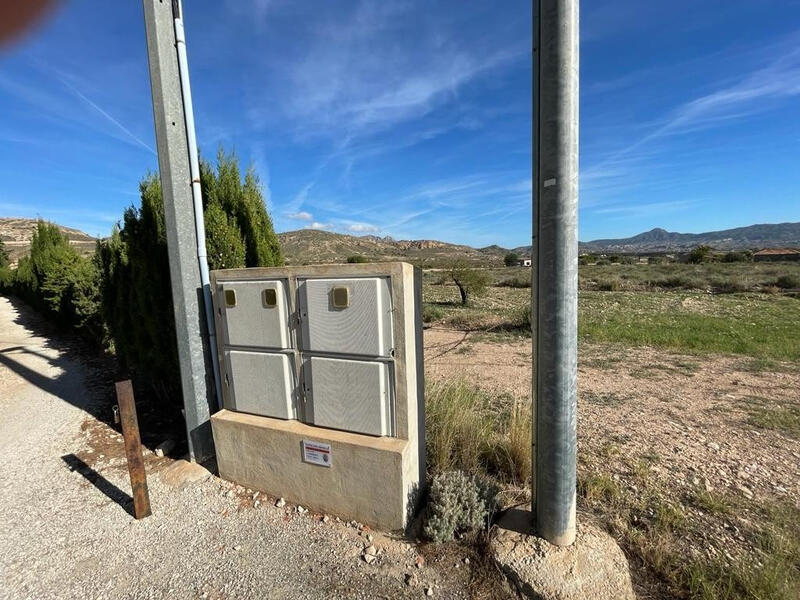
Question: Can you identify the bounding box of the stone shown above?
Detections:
[297,505,307,514]
[463,557,470,565]
[226,490,235,498]
[253,500,261,508]
[363,554,376,565]
[365,545,378,556]
[365,534,373,543]
[490,508,635,600]
[276,498,286,508]
[425,586,434,596]
[322,515,330,524]
[158,459,212,490]
[404,573,415,586]
[708,442,720,451]
[415,555,425,569]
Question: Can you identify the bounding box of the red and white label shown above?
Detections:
[302,440,332,467]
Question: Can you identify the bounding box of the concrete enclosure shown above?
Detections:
[209,263,425,531]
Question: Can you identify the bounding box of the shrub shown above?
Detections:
[503,252,519,267]
[346,255,368,264]
[652,275,701,289]
[423,471,498,543]
[504,303,531,330]
[688,245,715,264]
[775,275,799,290]
[1,221,102,342]
[201,148,283,267]
[723,251,752,263]
[422,304,444,323]
[450,263,489,305]
[0,238,8,269]
[597,278,622,291]
[497,276,531,288]
[710,278,748,293]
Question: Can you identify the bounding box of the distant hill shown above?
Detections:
[578,222,800,254]
[4,216,799,268]
[0,218,97,266]
[277,229,504,266]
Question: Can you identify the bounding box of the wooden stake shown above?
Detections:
[115,380,152,519]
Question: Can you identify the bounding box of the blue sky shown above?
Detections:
[0,1,798,247]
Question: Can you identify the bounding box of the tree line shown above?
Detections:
[0,149,282,410]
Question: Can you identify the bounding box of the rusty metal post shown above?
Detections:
[115,380,152,519]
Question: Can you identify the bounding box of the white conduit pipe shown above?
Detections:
[173,0,223,410]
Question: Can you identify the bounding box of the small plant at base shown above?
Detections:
[423,470,499,543]
[422,304,445,323]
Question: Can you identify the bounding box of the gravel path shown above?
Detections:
[0,297,508,600]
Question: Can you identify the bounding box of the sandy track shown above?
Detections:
[0,297,509,600]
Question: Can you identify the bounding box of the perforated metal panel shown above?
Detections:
[220,279,291,349]
[303,356,392,436]
[298,277,393,357]
[225,350,296,419]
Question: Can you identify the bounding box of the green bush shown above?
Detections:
[497,275,531,288]
[1,221,101,341]
[503,252,519,267]
[723,251,752,263]
[0,237,8,269]
[423,470,498,543]
[346,255,369,264]
[597,278,622,291]
[689,245,715,264]
[422,304,444,323]
[98,152,282,406]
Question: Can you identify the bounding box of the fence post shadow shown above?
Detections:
[61,453,134,517]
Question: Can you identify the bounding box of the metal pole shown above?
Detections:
[532,0,579,546]
[172,0,224,411]
[142,0,216,463]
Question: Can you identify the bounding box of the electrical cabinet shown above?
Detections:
[210,263,424,532]
[219,279,291,349]
[298,277,393,357]
[303,356,392,436]
[213,267,413,439]
[225,349,296,420]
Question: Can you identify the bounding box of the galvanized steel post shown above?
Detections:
[531,0,579,546]
[142,0,216,462]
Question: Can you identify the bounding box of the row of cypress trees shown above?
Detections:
[0,148,283,407]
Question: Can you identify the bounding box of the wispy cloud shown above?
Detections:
[287,211,313,221]
[594,40,800,171]
[346,222,379,233]
[243,1,526,143]
[305,221,331,230]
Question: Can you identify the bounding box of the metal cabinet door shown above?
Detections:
[219,279,291,349]
[298,277,393,357]
[225,350,297,419]
[303,356,392,436]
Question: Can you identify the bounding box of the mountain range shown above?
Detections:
[2,217,799,267]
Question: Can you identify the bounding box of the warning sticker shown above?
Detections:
[302,440,332,467]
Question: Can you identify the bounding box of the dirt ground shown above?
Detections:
[425,326,800,503]
[424,326,800,596]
